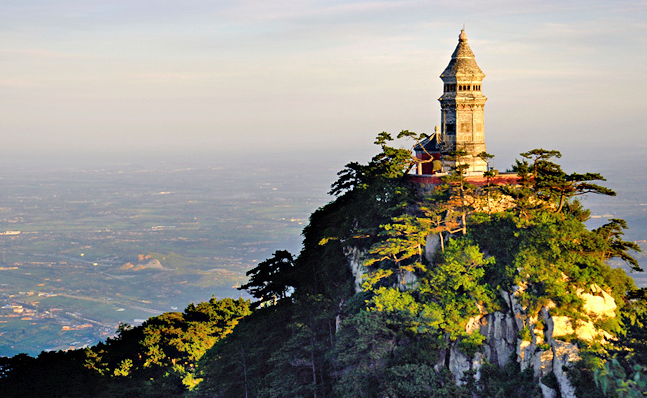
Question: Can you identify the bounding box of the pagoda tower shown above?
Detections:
[438,29,488,173]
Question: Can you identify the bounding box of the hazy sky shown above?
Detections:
[1,0,646,167]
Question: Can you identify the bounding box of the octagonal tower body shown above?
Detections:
[439,29,488,173]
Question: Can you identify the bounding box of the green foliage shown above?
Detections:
[437,148,479,235]
[330,310,398,397]
[368,287,443,335]
[188,305,293,398]
[99,296,250,394]
[191,132,427,397]
[369,287,420,314]
[467,211,522,289]
[478,360,543,398]
[616,288,647,363]
[363,214,432,289]
[257,295,336,398]
[469,187,639,320]
[0,297,250,398]
[330,307,459,398]
[329,130,421,204]
[0,351,104,398]
[112,358,133,377]
[238,249,296,308]
[566,349,608,398]
[458,331,487,357]
[173,144,647,398]
[519,326,533,342]
[419,239,496,340]
[594,358,647,397]
[594,219,643,272]
[507,148,616,216]
[298,132,424,299]
[381,363,439,397]
[572,288,647,397]
[382,365,472,398]
[537,343,551,351]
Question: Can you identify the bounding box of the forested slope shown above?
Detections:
[0,297,250,397]
[188,134,646,397]
[1,133,646,397]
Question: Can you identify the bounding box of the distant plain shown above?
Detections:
[0,155,337,356]
[0,145,645,357]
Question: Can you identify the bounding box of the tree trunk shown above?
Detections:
[486,183,491,215]
[461,213,467,235]
[557,194,565,214]
[310,337,318,398]
[241,346,248,398]
[320,365,326,398]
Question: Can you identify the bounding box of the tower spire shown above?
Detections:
[459,27,467,42]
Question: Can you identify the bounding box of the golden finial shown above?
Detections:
[459,28,468,42]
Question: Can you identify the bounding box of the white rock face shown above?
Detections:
[400,270,418,290]
[344,247,366,293]
[581,284,616,319]
[345,246,420,292]
[549,285,616,342]
[478,311,518,368]
[552,341,580,398]
[440,285,612,398]
[448,347,484,385]
[425,234,441,261]
[539,383,558,398]
[344,237,616,397]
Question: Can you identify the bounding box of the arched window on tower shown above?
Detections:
[444,84,458,92]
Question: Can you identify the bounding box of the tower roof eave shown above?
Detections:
[440,29,485,79]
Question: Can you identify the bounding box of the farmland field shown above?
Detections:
[0,156,336,356]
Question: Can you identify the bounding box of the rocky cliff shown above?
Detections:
[450,287,614,398]
[347,234,619,398]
